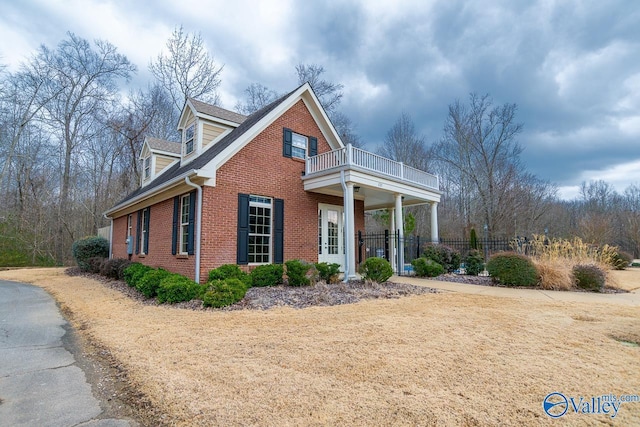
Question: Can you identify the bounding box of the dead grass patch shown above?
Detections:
[1,268,640,426]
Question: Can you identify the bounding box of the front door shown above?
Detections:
[318,204,344,270]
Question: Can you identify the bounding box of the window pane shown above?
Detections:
[249,196,272,263]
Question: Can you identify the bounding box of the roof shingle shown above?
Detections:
[188,98,247,124]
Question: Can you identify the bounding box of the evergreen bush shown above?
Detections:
[359,257,393,283]
[202,278,249,308]
[422,244,461,273]
[208,264,251,286]
[72,236,109,271]
[122,263,153,288]
[315,262,341,283]
[411,257,444,277]
[157,274,200,304]
[250,264,284,287]
[136,268,171,298]
[486,252,538,287]
[464,250,485,276]
[573,264,606,292]
[285,259,314,286]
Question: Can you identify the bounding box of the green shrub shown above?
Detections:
[315,262,341,283]
[573,264,606,292]
[464,250,485,276]
[250,264,284,287]
[136,268,172,298]
[632,262,640,268]
[359,257,393,283]
[72,236,109,271]
[486,252,538,287]
[422,244,461,273]
[86,256,107,274]
[609,250,632,270]
[285,259,314,286]
[100,258,131,280]
[202,278,249,308]
[411,257,444,277]
[123,263,153,288]
[157,274,200,304]
[208,264,251,286]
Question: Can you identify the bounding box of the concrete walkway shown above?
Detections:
[393,275,640,306]
[0,280,136,427]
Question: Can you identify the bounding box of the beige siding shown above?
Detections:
[155,155,175,174]
[202,122,225,147]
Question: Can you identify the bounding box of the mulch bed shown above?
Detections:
[66,268,438,311]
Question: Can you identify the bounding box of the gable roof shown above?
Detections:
[187,98,247,124]
[108,87,300,212]
[145,137,181,155]
[106,83,344,217]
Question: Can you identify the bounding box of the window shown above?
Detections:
[291,132,307,159]
[184,123,195,155]
[140,208,149,254]
[180,194,190,254]
[127,214,133,238]
[143,157,151,179]
[249,195,272,263]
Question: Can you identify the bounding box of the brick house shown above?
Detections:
[104,83,441,282]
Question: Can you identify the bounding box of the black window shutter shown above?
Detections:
[135,210,142,254]
[283,128,292,158]
[187,191,196,255]
[144,208,150,254]
[309,137,318,157]
[274,198,284,264]
[237,194,250,264]
[171,197,179,255]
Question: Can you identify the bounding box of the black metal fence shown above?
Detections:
[358,232,518,275]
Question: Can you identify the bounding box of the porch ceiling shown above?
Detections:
[302,168,441,211]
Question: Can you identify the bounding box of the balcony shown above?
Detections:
[305,144,439,191]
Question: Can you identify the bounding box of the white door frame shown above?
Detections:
[318,203,345,270]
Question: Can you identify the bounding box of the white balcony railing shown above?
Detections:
[306,144,439,190]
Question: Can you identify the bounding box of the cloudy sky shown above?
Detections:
[1,0,639,199]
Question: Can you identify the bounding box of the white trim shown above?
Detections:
[211,84,344,174]
[184,177,203,284]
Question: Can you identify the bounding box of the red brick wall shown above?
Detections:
[111,199,195,278]
[111,99,365,281]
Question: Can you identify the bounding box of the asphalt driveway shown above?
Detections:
[0,279,136,427]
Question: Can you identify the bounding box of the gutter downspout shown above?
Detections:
[103,213,113,259]
[340,170,350,281]
[185,176,203,284]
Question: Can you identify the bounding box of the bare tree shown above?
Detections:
[234,83,279,115]
[331,111,362,148]
[149,25,223,112]
[377,112,430,170]
[434,93,524,236]
[295,63,343,114]
[35,32,135,262]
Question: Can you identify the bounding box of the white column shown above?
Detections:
[395,193,404,272]
[431,201,439,243]
[389,207,396,273]
[346,182,357,280]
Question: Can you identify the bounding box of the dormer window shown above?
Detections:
[185,123,195,155]
[143,156,151,179]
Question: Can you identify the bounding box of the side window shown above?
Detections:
[180,194,191,254]
[184,123,195,155]
[143,157,151,179]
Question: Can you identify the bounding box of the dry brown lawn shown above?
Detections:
[1,268,639,426]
